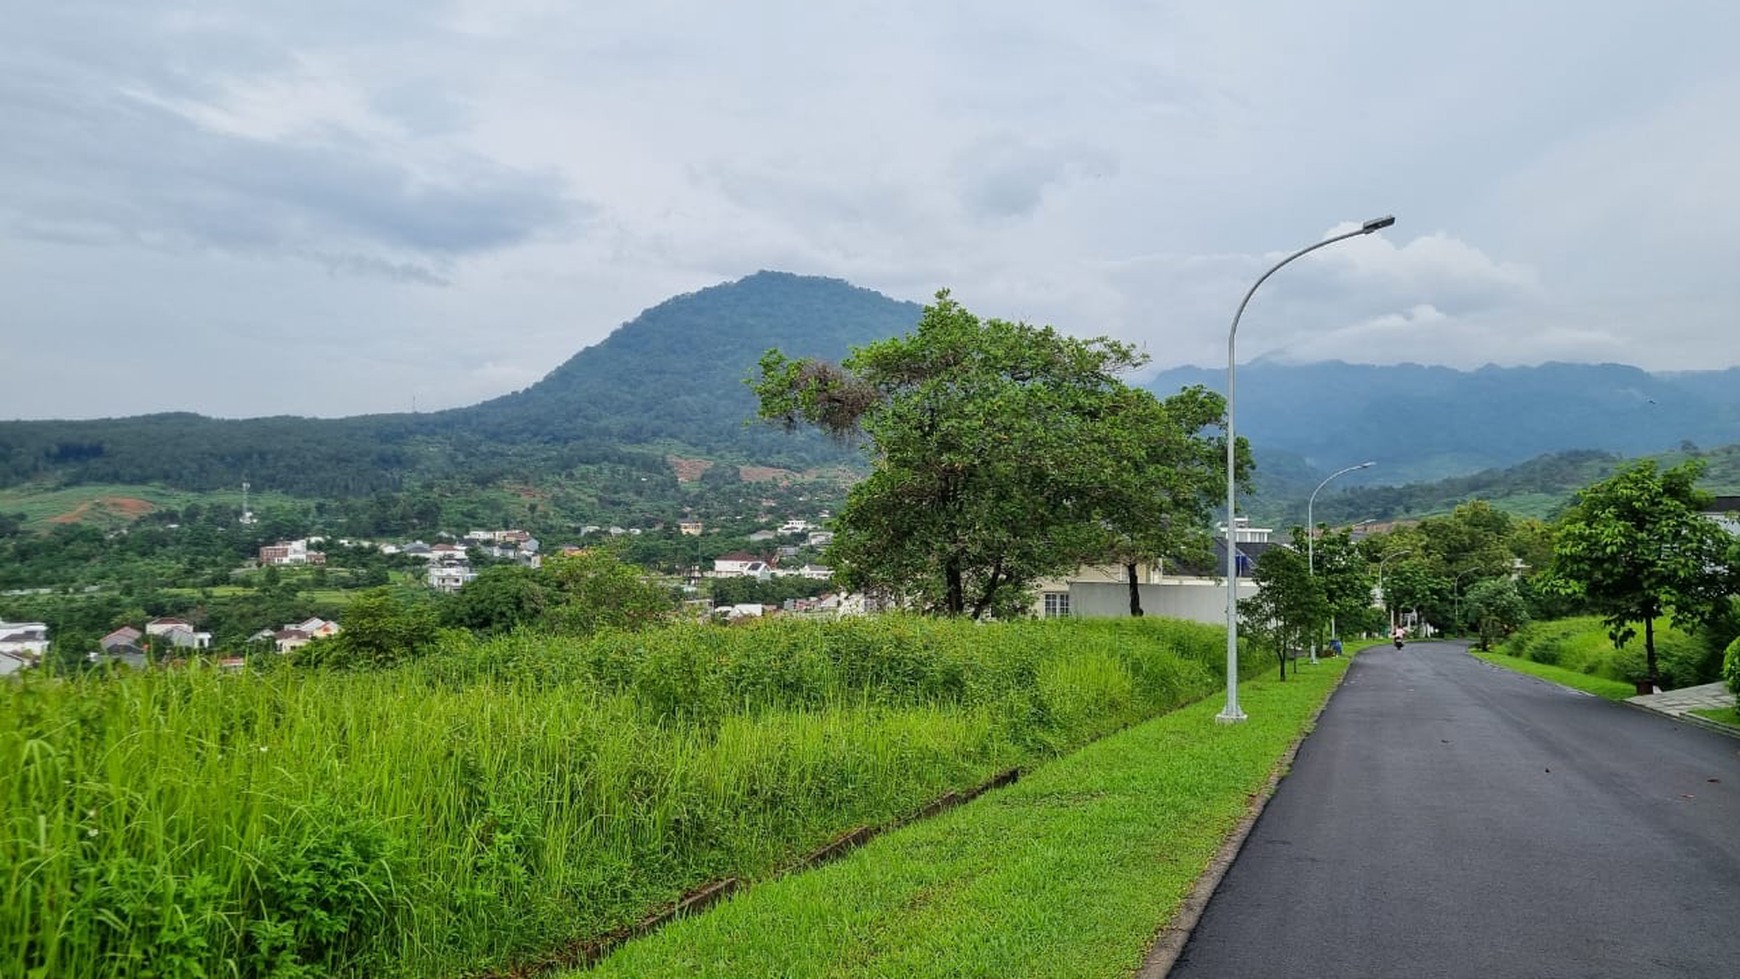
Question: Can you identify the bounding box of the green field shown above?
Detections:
[0,615,1266,978]
[0,483,302,530]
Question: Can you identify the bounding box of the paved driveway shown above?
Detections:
[1169,641,1740,978]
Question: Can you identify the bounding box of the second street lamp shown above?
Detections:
[1306,461,1374,664]
[1219,215,1396,724]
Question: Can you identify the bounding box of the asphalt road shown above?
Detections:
[1168,641,1740,979]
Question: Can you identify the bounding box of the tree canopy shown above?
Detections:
[753,290,1236,618]
[1547,459,1735,687]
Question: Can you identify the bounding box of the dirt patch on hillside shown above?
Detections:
[667,456,715,483]
[738,465,800,484]
[49,496,156,524]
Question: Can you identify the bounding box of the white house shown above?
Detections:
[144,617,211,650]
[258,539,326,566]
[429,565,477,593]
[2,649,38,675]
[1703,496,1740,537]
[0,621,50,660]
[712,551,762,576]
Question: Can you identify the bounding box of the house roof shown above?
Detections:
[1706,496,1740,514]
[148,617,191,626]
[717,551,758,562]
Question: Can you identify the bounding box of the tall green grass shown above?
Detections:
[1,615,1257,978]
[1499,615,1719,689]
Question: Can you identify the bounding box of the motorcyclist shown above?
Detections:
[1392,625,1407,649]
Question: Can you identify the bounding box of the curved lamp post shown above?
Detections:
[1218,216,1396,724]
[1306,461,1374,664]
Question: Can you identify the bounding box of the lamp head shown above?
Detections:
[1361,215,1396,233]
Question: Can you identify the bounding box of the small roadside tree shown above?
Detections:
[1548,460,1735,690]
[1239,537,1327,679]
[1464,577,1529,650]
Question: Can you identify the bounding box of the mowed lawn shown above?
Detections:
[587,659,1349,979]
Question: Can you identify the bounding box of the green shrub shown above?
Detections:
[1499,616,1715,688]
[1723,635,1740,698]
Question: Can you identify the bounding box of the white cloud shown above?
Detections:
[2,0,1739,418]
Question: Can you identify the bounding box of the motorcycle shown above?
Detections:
[1393,637,1405,650]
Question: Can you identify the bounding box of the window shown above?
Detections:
[1043,592,1071,618]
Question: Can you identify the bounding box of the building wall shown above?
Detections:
[1066,578,1258,625]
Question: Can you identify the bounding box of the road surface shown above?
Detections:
[1169,641,1740,978]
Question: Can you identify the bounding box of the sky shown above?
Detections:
[3,1,1737,420]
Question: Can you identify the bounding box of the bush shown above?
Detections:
[1723,635,1740,698]
[1499,616,1716,689]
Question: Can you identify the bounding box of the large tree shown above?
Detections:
[1548,459,1734,689]
[753,290,1191,618]
[1091,384,1248,616]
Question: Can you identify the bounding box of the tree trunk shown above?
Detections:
[1644,614,1658,691]
[969,559,1005,621]
[945,554,965,616]
[1125,563,1143,617]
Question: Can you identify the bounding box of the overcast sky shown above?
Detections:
[4,1,1737,419]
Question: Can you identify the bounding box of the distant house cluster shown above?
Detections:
[249,617,342,654]
[400,530,542,593]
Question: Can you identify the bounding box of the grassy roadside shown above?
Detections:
[585,658,1349,979]
[1691,706,1740,730]
[1470,649,1635,700]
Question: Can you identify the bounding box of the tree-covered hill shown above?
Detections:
[1252,442,1740,528]
[0,272,917,497]
[442,271,921,463]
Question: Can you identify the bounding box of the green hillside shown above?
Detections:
[1255,442,1740,528]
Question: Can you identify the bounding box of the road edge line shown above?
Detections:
[1134,659,1355,979]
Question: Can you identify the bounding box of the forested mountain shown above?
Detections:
[0,272,916,496]
[1150,360,1740,490]
[6,271,1740,521]
[1248,442,1740,529]
[444,271,920,462]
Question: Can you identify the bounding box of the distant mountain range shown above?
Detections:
[1147,360,1740,491]
[4,271,1738,516]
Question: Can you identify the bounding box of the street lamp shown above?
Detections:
[1376,548,1414,633]
[1220,215,1396,724]
[1306,461,1374,664]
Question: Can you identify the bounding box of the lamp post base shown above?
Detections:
[1215,708,1248,724]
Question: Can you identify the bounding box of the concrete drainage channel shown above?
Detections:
[482,765,1025,978]
[478,672,1325,978]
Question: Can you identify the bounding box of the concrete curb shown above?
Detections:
[1135,660,1356,979]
